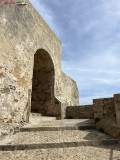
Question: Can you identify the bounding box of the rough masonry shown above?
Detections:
[0,0,79,138]
[0,0,120,142]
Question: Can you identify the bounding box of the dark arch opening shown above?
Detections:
[31,49,55,116]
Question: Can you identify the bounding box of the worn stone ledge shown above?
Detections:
[78,125,95,130]
[20,126,79,132]
[0,139,118,151]
[19,125,95,132]
[93,97,114,101]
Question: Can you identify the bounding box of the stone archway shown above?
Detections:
[31,49,55,116]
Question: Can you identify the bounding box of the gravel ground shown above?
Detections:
[5,129,114,145]
[0,145,120,160]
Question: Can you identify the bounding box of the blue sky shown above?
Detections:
[30,0,120,105]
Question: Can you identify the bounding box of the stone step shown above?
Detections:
[0,129,118,151]
[6,129,118,145]
[21,119,95,132]
[29,116,57,124]
[20,125,95,132]
[21,125,95,132]
[30,112,42,117]
[25,119,95,128]
[21,119,95,131]
[0,144,120,159]
[0,139,118,151]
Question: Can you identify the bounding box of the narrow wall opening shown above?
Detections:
[31,49,55,116]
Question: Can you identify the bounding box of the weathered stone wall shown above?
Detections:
[93,97,118,138]
[0,0,79,137]
[66,105,94,119]
[114,94,120,139]
[61,72,79,118]
[0,0,61,122]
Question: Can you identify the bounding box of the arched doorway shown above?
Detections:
[31,49,55,116]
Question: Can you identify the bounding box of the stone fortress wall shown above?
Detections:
[66,94,120,139]
[93,96,117,138]
[66,105,94,119]
[0,0,79,138]
[0,0,120,141]
[93,94,120,139]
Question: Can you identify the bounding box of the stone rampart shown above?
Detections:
[0,1,79,138]
[93,97,118,138]
[60,72,79,119]
[66,105,94,119]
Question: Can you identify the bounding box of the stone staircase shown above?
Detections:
[29,113,57,124]
[0,114,120,160]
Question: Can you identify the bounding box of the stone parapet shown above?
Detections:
[93,97,118,138]
[66,105,94,119]
[114,94,120,139]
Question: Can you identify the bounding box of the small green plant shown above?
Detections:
[95,117,100,123]
[99,128,104,133]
